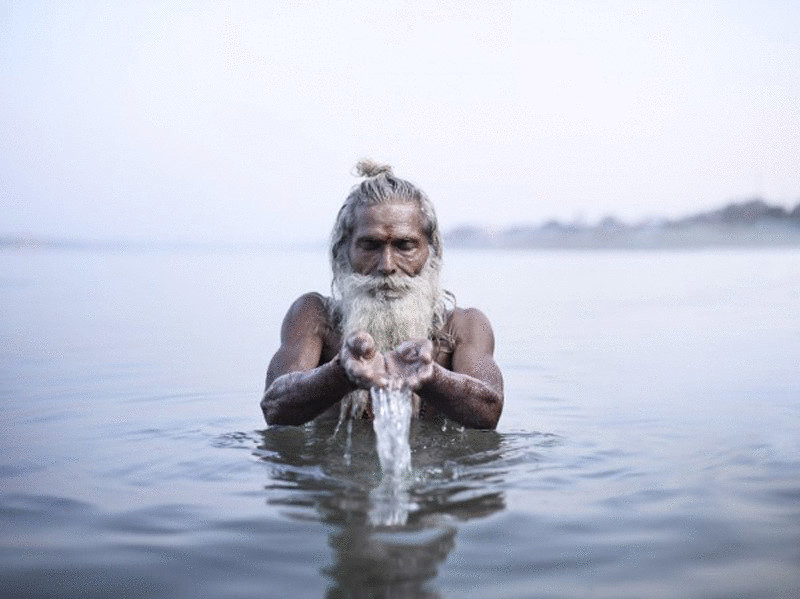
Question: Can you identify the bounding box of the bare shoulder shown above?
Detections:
[268,292,333,385]
[444,306,503,393]
[275,292,335,361]
[447,306,496,352]
[281,292,332,337]
[287,291,329,316]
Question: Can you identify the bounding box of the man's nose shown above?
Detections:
[377,247,397,275]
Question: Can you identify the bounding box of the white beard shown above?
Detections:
[332,259,443,423]
[335,260,442,352]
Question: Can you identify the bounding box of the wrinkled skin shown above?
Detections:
[340,331,390,389]
[341,331,434,391]
[261,202,504,429]
[260,290,504,429]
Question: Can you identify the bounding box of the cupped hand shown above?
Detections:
[340,331,389,389]
[384,339,434,391]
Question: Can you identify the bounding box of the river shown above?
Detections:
[1,246,798,598]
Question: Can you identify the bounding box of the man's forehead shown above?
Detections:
[352,203,425,237]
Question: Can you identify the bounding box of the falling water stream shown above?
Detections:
[370,386,412,476]
[368,385,415,525]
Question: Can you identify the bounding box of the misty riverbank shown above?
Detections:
[447,198,800,249]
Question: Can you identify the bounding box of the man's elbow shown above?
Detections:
[463,413,500,430]
[260,394,279,425]
[480,390,504,429]
[461,391,503,430]
[484,409,502,430]
[261,391,311,427]
[260,390,291,426]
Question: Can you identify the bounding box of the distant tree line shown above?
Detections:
[447,199,800,249]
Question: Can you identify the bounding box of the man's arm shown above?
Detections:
[261,293,354,426]
[417,308,504,429]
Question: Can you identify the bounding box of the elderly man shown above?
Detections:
[261,160,503,429]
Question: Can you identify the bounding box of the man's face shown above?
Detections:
[348,203,430,278]
[336,201,441,352]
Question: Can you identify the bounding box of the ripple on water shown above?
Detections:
[242,419,565,530]
[0,490,332,599]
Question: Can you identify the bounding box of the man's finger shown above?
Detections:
[347,331,376,359]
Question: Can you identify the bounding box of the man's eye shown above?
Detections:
[358,240,380,250]
[396,240,416,251]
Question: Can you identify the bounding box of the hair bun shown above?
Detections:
[354,159,393,178]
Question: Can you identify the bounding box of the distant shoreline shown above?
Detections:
[446,198,800,250]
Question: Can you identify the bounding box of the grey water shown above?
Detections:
[1,246,800,598]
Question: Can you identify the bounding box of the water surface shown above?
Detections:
[1,247,799,597]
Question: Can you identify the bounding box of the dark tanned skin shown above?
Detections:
[261,203,504,429]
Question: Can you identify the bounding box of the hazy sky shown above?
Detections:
[2,1,799,244]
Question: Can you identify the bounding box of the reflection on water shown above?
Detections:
[325,524,455,599]
[255,419,526,597]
